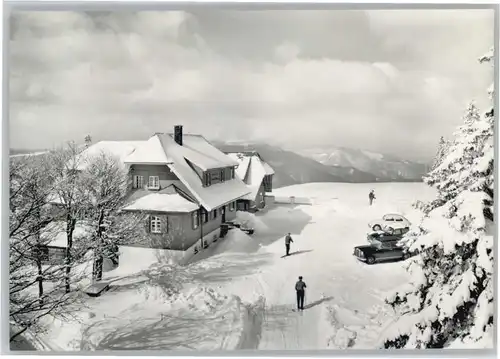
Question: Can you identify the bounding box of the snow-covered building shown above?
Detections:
[224,151,275,211]
[51,126,251,252]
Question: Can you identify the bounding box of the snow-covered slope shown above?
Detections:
[32,182,441,351]
[298,146,428,181]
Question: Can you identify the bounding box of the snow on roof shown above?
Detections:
[74,141,146,170]
[123,136,172,165]
[262,161,275,175]
[226,152,274,202]
[227,153,251,179]
[168,134,239,168]
[122,185,199,213]
[151,135,249,211]
[123,133,238,170]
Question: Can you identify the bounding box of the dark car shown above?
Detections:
[353,228,413,264]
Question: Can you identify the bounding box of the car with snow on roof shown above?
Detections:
[366,226,410,244]
[353,228,414,265]
[368,213,411,232]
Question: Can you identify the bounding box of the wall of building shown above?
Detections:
[253,182,266,209]
[126,201,237,251]
[263,174,273,192]
[130,164,178,189]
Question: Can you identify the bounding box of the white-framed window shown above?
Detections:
[148,176,160,190]
[213,209,218,220]
[133,175,144,189]
[230,167,235,179]
[150,216,162,234]
[192,211,199,230]
[202,209,209,223]
[220,169,225,182]
[229,201,235,211]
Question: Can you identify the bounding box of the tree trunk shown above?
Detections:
[93,209,105,282]
[35,208,44,307]
[36,250,44,308]
[65,215,76,293]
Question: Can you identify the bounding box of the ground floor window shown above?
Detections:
[192,211,199,229]
[150,216,162,233]
[229,201,235,211]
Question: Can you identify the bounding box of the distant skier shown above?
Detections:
[369,190,376,206]
[285,233,293,256]
[295,276,307,310]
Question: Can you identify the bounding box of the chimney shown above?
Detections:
[174,125,183,146]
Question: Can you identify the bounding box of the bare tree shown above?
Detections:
[79,151,145,281]
[9,153,86,343]
[46,142,87,293]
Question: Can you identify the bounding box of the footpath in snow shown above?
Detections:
[35,182,436,351]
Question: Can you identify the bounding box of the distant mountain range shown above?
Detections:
[215,142,428,188]
[11,143,429,189]
[296,146,429,182]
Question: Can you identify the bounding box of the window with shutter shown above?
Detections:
[204,172,212,187]
[150,216,161,233]
[192,211,199,229]
[133,175,144,189]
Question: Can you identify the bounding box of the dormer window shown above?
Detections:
[220,169,225,182]
[148,176,160,190]
[204,172,212,187]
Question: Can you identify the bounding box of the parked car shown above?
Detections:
[367,227,410,244]
[368,213,411,232]
[354,227,413,264]
[353,240,412,265]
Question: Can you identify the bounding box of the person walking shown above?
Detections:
[285,233,293,256]
[369,190,376,206]
[295,276,307,310]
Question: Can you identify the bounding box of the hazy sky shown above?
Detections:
[9,9,494,161]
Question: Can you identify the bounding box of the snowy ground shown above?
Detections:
[33,182,436,351]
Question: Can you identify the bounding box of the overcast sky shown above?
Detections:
[9,9,494,161]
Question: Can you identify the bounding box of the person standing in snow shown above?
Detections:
[285,233,293,256]
[295,276,307,310]
[369,190,376,206]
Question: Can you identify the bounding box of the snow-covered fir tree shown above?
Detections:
[382,48,494,349]
[430,136,451,171]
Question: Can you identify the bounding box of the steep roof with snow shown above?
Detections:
[122,185,199,213]
[121,133,249,211]
[226,152,275,202]
[122,136,172,165]
[73,141,146,170]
